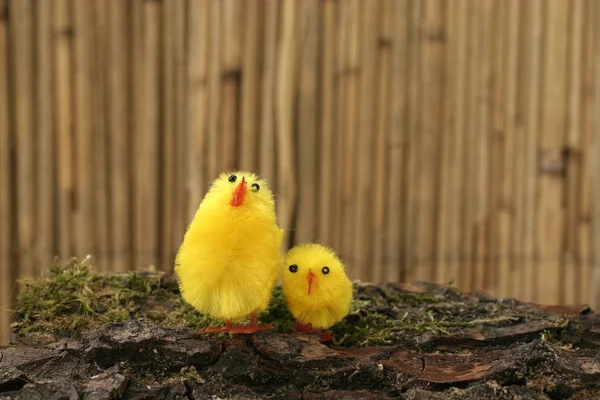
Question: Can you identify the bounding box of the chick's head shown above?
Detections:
[203,171,276,218]
[283,244,353,309]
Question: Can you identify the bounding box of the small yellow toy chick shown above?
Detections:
[175,171,284,334]
[282,243,353,340]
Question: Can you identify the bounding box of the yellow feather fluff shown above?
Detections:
[282,244,353,329]
[174,171,284,323]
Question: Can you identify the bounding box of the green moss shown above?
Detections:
[14,258,569,348]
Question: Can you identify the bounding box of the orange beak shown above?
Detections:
[230,177,247,207]
[307,271,316,295]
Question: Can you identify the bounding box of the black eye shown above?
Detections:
[322,266,330,275]
[289,264,298,273]
[228,175,237,182]
[251,183,260,192]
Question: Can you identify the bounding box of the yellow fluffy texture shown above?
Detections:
[175,171,284,322]
[282,244,353,329]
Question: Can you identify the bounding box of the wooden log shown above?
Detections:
[537,0,568,305]
[295,0,319,245]
[34,0,55,272]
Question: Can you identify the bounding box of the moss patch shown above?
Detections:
[13,258,571,349]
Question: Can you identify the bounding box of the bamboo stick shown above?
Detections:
[499,0,519,299]
[371,0,392,284]
[318,0,336,247]
[448,0,468,287]
[107,0,131,272]
[436,0,456,286]
[591,0,600,311]
[488,0,506,298]
[340,0,360,277]
[295,0,319,245]
[415,0,443,283]
[239,0,261,172]
[522,0,543,303]
[259,0,278,190]
[564,0,585,305]
[11,0,36,281]
[207,0,221,181]
[186,0,210,221]
[473,0,493,292]
[172,0,187,268]
[578,0,596,306]
[537,0,568,305]
[403,0,422,283]
[330,0,348,254]
[276,0,298,251]
[73,0,94,261]
[0,0,14,346]
[385,0,409,283]
[134,0,160,270]
[53,0,74,262]
[160,0,175,270]
[513,0,528,302]
[34,0,55,272]
[354,0,377,281]
[91,0,110,271]
[220,0,240,172]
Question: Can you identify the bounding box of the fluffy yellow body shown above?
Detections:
[283,244,353,329]
[175,172,283,322]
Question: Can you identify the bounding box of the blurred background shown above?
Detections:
[2,0,600,345]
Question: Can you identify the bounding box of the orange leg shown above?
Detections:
[293,321,333,342]
[200,313,274,334]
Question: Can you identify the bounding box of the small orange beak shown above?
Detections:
[307,271,316,295]
[230,177,247,207]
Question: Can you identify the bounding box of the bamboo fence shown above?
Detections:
[1,0,600,344]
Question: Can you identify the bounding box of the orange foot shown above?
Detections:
[294,321,333,342]
[200,313,274,334]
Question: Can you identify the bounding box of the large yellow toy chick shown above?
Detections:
[282,243,353,340]
[175,171,283,333]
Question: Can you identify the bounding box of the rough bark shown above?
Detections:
[2,279,600,399]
